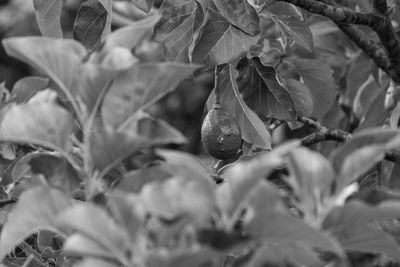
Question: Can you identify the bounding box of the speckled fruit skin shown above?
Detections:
[201,105,242,160]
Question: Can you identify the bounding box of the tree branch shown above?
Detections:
[280,0,383,26]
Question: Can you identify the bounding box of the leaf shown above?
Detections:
[115,164,172,193]
[291,58,337,120]
[74,258,120,267]
[89,129,150,174]
[155,0,204,62]
[345,52,371,104]
[141,175,215,222]
[283,78,314,117]
[207,64,271,149]
[192,9,257,66]
[287,147,335,223]
[245,242,324,267]
[74,0,108,52]
[213,0,260,36]
[63,233,115,260]
[278,15,313,51]
[323,200,400,230]
[120,111,187,146]
[331,128,400,173]
[2,37,87,102]
[0,187,71,260]
[33,0,65,38]
[245,182,340,254]
[10,76,49,103]
[331,223,400,261]
[101,62,199,129]
[56,203,131,263]
[131,0,154,13]
[356,89,389,131]
[236,57,297,121]
[353,75,385,119]
[0,92,74,152]
[216,141,299,218]
[105,14,159,50]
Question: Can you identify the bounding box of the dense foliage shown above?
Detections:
[2,0,400,266]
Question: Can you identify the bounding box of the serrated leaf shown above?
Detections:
[237,57,297,121]
[101,62,199,129]
[56,203,131,263]
[33,0,65,38]
[0,95,74,152]
[0,187,71,260]
[291,58,337,120]
[2,37,87,104]
[323,200,400,230]
[207,64,271,149]
[74,0,108,52]
[331,223,400,261]
[9,76,49,104]
[155,0,204,62]
[213,0,260,36]
[131,0,154,13]
[278,15,313,51]
[192,9,257,66]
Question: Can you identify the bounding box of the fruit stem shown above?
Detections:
[214,64,223,105]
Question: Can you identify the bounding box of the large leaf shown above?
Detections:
[33,0,65,38]
[141,174,215,222]
[323,200,400,230]
[213,0,260,36]
[101,62,199,129]
[291,58,337,120]
[155,0,204,62]
[330,223,400,261]
[277,15,313,51]
[0,92,74,152]
[236,57,297,121]
[73,0,108,52]
[207,64,271,149]
[287,147,335,224]
[89,129,150,174]
[56,203,131,264]
[0,187,71,260]
[245,182,340,254]
[192,9,257,66]
[216,141,299,218]
[2,37,87,103]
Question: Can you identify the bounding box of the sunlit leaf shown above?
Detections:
[33,0,65,38]
[213,0,260,36]
[192,9,257,66]
[155,0,204,62]
[56,203,131,262]
[0,92,74,152]
[237,57,297,121]
[207,64,271,149]
[102,62,199,129]
[0,187,71,260]
[2,37,87,103]
[74,0,108,52]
